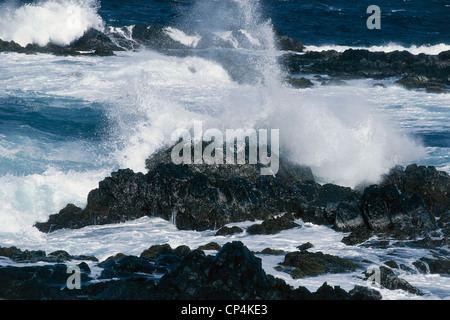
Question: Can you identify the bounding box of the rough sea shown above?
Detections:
[0,0,449,300]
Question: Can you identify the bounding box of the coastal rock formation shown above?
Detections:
[364,266,423,295]
[35,141,447,248]
[275,251,360,279]
[0,241,381,300]
[280,49,450,91]
[0,23,304,56]
[334,184,437,238]
[34,143,315,232]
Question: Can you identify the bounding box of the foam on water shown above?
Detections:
[2,215,448,299]
[304,43,450,55]
[0,168,109,234]
[0,0,104,47]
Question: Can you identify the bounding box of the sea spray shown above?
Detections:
[108,0,425,187]
[0,0,104,47]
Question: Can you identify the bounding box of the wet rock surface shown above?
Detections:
[275,250,360,279]
[35,141,448,251]
[0,241,381,300]
[364,266,423,295]
[280,49,450,92]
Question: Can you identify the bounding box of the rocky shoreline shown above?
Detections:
[1,25,449,300]
[0,241,385,300]
[1,24,449,92]
[1,142,447,300]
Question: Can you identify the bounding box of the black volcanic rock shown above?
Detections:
[0,246,97,263]
[35,142,318,232]
[247,213,300,235]
[154,241,375,300]
[364,266,423,295]
[215,225,244,236]
[381,164,450,218]
[273,26,304,52]
[69,28,124,55]
[0,241,381,300]
[334,184,437,239]
[287,77,314,88]
[275,250,360,279]
[131,24,187,51]
[0,28,124,56]
[35,141,444,244]
[279,48,450,90]
[395,76,446,93]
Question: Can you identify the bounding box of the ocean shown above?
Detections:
[0,0,449,300]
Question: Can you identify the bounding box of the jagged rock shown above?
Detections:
[287,77,314,88]
[413,257,450,274]
[98,255,158,280]
[341,229,373,246]
[0,242,381,300]
[365,266,423,295]
[69,28,124,55]
[395,76,446,93]
[0,262,92,299]
[334,184,437,239]
[247,213,300,235]
[34,143,316,232]
[131,24,187,51]
[273,26,303,52]
[215,225,244,236]
[297,242,314,251]
[154,241,373,300]
[0,28,124,56]
[275,250,360,279]
[384,260,399,269]
[255,248,285,255]
[0,246,97,263]
[279,49,450,90]
[381,164,450,218]
[348,285,382,300]
[140,244,172,259]
[197,242,221,251]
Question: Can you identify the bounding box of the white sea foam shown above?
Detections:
[0,0,104,47]
[0,168,109,234]
[304,43,450,55]
[2,215,448,300]
[164,27,201,48]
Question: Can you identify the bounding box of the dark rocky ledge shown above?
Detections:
[0,241,382,300]
[0,28,124,56]
[34,143,315,232]
[0,23,304,58]
[35,144,449,249]
[280,48,450,92]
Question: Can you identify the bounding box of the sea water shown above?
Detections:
[0,0,449,299]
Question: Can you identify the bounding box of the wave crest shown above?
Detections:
[0,0,104,47]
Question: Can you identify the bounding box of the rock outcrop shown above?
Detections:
[0,241,381,300]
[280,49,450,92]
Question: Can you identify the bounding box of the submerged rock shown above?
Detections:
[215,225,244,236]
[275,250,360,279]
[246,213,300,235]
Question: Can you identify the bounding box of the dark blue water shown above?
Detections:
[98,0,450,46]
